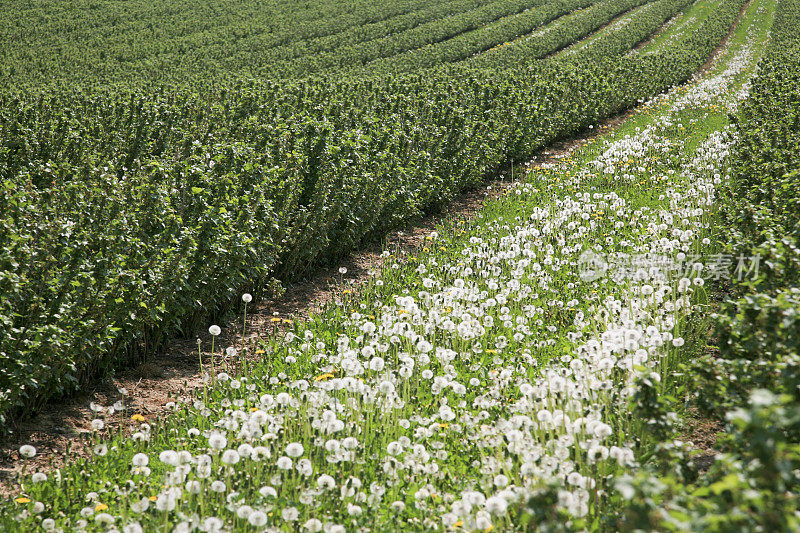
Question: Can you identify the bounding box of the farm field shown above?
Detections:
[2,0,800,530]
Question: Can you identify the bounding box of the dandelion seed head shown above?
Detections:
[19,445,36,459]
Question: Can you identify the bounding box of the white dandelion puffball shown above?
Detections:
[391,501,405,512]
[347,503,363,516]
[285,442,304,458]
[208,325,221,336]
[317,474,336,490]
[387,441,403,456]
[379,380,395,394]
[95,513,115,525]
[221,449,240,465]
[282,507,299,522]
[242,293,252,303]
[19,445,36,458]
[486,496,508,515]
[259,486,278,498]
[493,474,509,488]
[159,450,179,466]
[248,511,268,526]
[475,512,492,529]
[202,518,224,531]
[303,519,323,532]
[208,433,227,450]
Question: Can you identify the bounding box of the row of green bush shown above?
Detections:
[468,0,655,66]
[257,0,555,78]
[251,0,502,72]
[0,0,474,88]
[348,0,605,75]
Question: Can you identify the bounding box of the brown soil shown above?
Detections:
[679,406,724,473]
[675,258,738,474]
